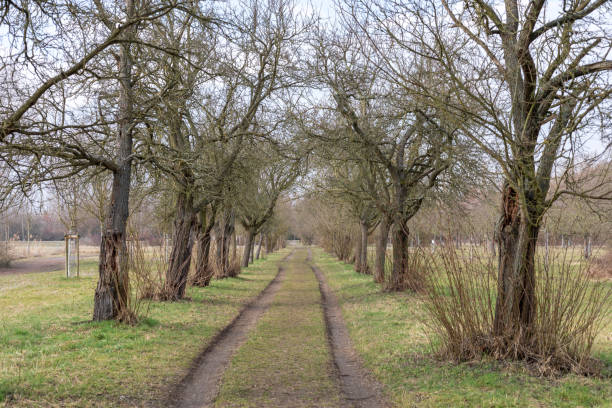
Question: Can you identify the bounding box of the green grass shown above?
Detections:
[215,249,344,407]
[0,250,288,407]
[313,248,612,408]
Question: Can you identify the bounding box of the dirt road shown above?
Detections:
[171,247,387,408]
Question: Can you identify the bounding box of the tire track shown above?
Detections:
[170,251,293,408]
[309,249,388,408]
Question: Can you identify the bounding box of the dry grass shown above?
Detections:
[9,240,99,259]
[591,250,612,280]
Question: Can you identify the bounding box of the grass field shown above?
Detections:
[0,250,288,407]
[214,249,344,407]
[314,248,612,408]
[2,245,610,407]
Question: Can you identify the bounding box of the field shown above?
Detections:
[0,250,288,407]
[1,245,610,407]
[8,241,99,260]
[317,248,612,407]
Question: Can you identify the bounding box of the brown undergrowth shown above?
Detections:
[422,246,611,376]
[591,250,612,280]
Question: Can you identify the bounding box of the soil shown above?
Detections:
[310,256,389,408]
[0,255,93,276]
[170,252,293,408]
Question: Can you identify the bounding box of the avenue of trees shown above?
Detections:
[1,0,611,373]
[0,0,305,320]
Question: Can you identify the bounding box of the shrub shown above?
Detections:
[0,242,13,267]
[128,238,168,306]
[422,245,610,375]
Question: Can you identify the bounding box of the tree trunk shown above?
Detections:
[493,184,539,348]
[215,227,222,265]
[242,229,254,268]
[232,231,237,262]
[249,235,255,263]
[221,217,234,276]
[386,220,410,291]
[192,218,214,287]
[162,192,196,300]
[359,220,369,274]
[374,216,390,284]
[93,27,134,322]
[255,233,263,260]
[354,225,362,272]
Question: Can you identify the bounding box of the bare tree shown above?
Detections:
[1,0,186,321]
[237,147,301,268]
[362,0,612,349]
[308,29,459,290]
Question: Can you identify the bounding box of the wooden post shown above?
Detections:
[76,234,80,277]
[65,233,80,278]
[584,233,591,259]
[65,234,69,278]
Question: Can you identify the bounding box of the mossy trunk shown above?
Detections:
[242,229,254,268]
[374,216,390,284]
[493,183,539,347]
[163,192,197,300]
[192,218,214,287]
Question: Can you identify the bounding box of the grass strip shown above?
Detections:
[313,247,612,408]
[214,248,345,408]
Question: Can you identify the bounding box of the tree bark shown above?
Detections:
[215,226,222,264]
[354,224,362,272]
[360,221,370,274]
[374,216,391,284]
[162,192,197,300]
[386,220,410,291]
[232,231,237,262]
[255,233,263,260]
[249,234,255,263]
[242,229,254,268]
[493,183,538,347]
[93,19,134,322]
[221,217,235,276]
[192,218,214,287]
